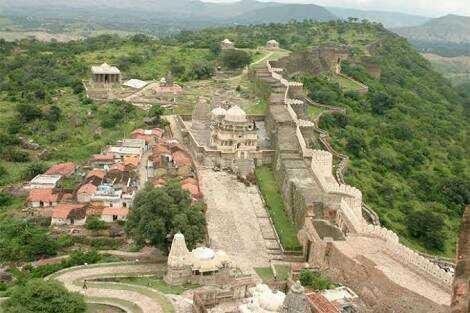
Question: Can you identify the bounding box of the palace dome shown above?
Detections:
[211,107,226,119]
[225,105,247,123]
[192,247,216,260]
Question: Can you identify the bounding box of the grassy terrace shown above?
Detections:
[255,166,301,251]
[255,265,290,282]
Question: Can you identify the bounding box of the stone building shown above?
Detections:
[91,63,121,84]
[179,99,273,176]
[210,105,258,156]
[164,232,232,286]
[221,38,235,49]
[266,40,280,50]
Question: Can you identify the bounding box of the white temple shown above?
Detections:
[239,284,286,313]
[164,232,231,285]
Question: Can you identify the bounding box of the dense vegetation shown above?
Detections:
[304,35,469,256]
[0,19,467,258]
[125,181,206,251]
[1,279,86,313]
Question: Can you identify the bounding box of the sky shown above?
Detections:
[202,0,470,17]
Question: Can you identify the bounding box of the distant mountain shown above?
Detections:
[394,14,470,43]
[394,14,470,56]
[327,7,430,28]
[1,0,335,25]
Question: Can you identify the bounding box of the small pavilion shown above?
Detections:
[91,63,121,84]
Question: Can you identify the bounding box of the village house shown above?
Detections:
[91,63,121,84]
[45,162,76,177]
[100,207,129,223]
[91,184,134,208]
[120,138,147,152]
[123,155,140,170]
[85,169,106,185]
[131,128,164,145]
[108,146,143,159]
[27,188,59,209]
[90,153,115,169]
[26,174,62,189]
[76,183,98,203]
[51,203,87,226]
[153,77,183,96]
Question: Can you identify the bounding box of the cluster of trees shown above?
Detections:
[0,219,58,262]
[1,279,86,313]
[303,36,469,254]
[125,181,206,251]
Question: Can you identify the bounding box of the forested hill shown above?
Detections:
[394,14,470,56]
[0,20,468,256]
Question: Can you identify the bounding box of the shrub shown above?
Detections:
[220,49,251,69]
[85,216,107,231]
[22,162,47,180]
[2,148,30,162]
[299,269,334,291]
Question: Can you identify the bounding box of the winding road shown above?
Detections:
[49,262,172,313]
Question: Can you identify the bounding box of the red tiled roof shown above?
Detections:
[124,155,140,168]
[52,203,85,219]
[172,150,192,167]
[92,153,114,162]
[153,143,170,155]
[77,183,97,195]
[28,188,59,203]
[102,207,129,217]
[45,162,76,176]
[131,133,153,143]
[109,163,126,172]
[86,169,106,180]
[306,292,341,313]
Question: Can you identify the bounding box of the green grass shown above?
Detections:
[254,265,290,282]
[331,74,365,92]
[255,166,301,251]
[246,99,268,115]
[115,276,198,295]
[307,105,324,120]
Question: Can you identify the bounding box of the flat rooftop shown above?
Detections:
[30,174,62,185]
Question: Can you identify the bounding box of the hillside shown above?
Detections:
[327,6,430,28]
[0,21,468,257]
[395,14,470,56]
[0,0,335,38]
[423,53,470,86]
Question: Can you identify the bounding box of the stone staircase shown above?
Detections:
[237,159,254,178]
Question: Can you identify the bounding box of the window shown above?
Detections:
[39,201,44,207]
[113,215,118,221]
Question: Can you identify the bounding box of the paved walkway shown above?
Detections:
[52,263,166,313]
[198,168,278,273]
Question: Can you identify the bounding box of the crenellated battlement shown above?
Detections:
[262,59,453,294]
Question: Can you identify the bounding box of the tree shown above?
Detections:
[22,162,47,180]
[125,181,206,251]
[191,61,214,80]
[1,279,86,313]
[147,104,164,126]
[370,91,394,115]
[406,211,446,251]
[0,219,58,262]
[220,49,251,69]
[16,103,42,122]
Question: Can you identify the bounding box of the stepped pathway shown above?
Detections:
[50,263,170,313]
[198,168,282,273]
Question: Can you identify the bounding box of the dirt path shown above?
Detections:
[51,263,167,313]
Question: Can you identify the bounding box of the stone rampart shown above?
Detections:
[263,59,453,292]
